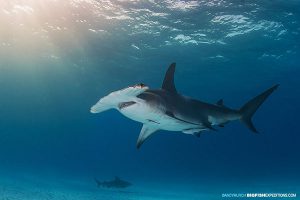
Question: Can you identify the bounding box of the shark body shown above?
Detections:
[95,177,132,188]
[91,63,278,148]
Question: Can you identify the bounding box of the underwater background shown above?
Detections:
[0,0,299,199]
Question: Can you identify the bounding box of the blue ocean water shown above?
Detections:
[0,0,299,199]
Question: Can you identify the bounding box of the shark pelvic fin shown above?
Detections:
[162,63,177,93]
[136,125,158,149]
[203,120,217,131]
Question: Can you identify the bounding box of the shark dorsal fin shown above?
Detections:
[162,63,177,93]
[216,99,224,106]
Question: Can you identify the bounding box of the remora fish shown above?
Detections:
[91,63,279,148]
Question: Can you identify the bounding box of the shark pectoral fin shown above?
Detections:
[136,125,158,149]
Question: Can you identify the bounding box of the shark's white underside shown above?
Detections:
[90,85,203,134]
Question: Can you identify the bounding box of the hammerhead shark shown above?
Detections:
[91,63,278,149]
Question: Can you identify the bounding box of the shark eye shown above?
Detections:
[135,83,146,88]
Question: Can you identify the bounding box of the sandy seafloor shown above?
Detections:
[0,175,208,200]
[1,171,299,200]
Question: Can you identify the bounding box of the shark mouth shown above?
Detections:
[118,101,136,110]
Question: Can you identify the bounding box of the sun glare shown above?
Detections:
[0,0,95,66]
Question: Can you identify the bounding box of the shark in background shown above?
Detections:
[91,63,279,149]
[94,177,132,189]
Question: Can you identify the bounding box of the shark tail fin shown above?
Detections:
[94,178,102,187]
[239,84,279,133]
